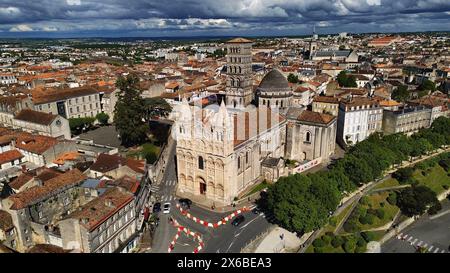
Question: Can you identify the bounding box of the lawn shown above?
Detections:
[372,178,401,191]
[356,192,399,231]
[127,143,161,164]
[413,165,450,194]
[339,191,399,235]
[322,201,355,234]
[242,180,269,198]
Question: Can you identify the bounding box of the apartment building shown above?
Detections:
[337,97,383,146]
[382,105,432,135]
[59,187,136,253]
[32,87,101,119]
[312,96,340,117]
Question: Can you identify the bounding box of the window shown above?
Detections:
[198,156,204,170]
[305,131,311,143]
[237,157,241,169]
[245,152,249,164]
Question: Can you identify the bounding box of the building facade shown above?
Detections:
[337,97,383,146]
[382,105,432,135]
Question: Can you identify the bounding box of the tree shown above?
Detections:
[392,167,415,184]
[143,97,172,120]
[114,74,149,147]
[287,73,299,83]
[337,155,373,185]
[418,79,436,92]
[266,174,329,234]
[96,112,109,125]
[397,185,439,217]
[391,85,409,102]
[69,117,96,135]
[337,71,357,88]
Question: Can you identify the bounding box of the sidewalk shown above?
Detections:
[254,227,301,253]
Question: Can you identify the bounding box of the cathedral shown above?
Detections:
[174,38,337,206]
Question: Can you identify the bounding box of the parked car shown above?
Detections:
[231,215,245,227]
[152,202,161,213]
[179,198,192,209]
[163,202,171,214]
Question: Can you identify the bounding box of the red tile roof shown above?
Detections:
[297,110,336,125]
[0,149,23,165]
[66,187,134,231]
[8,169,86,210]
[14,109,57,125]
[89,153,145,174]
[32,86,98,104]
[14,134,58,155]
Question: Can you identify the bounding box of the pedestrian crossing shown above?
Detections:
[165,180,177,186]
[160,195,176,202]
[397,233,448,253]
[150,185,160,192]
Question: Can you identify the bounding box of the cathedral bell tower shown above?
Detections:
[225,38,253,108]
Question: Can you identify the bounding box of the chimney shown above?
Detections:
[21,165,27,173]
[105,199,113,207]
[81,218,89,224]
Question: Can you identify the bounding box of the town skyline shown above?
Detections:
[0,0,449,38]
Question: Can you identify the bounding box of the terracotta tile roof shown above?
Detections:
[14,134,58,155]
[0,210,14,231]
[66,187,134,231]
[107,175,140,194]
[89,153,145,174]
[313,96,340,104]
[53,151,81,165]
[8,169,87,210]
[340,97,380,108]
[9,173,33,190]
[297,110,336,125]
[0,149,23,165]
[14,109,57,125]
[32,86,98,104]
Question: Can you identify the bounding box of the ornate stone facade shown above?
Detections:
[174,101,286,205]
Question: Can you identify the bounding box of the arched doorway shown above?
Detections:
[198,177,207,195]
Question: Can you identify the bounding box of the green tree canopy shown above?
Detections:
[114,74,149,147]
[95,112,109,125]
[391,85,409,102]
[287,73,299,83]
[397,185,439,217]
[337,71,357,88]
[143,97,172,120]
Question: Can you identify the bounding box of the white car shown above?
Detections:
[163,202,171,214]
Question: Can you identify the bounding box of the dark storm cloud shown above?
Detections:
[0,0,448,36]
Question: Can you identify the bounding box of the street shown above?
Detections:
[149,141,274,253]
[382,200,450,253]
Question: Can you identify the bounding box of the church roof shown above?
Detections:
[258,69,290,91]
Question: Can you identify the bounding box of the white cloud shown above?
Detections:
[66,0,82,6]
[9,24,33,32]
[0,7,21,15]
[42,26,58,32]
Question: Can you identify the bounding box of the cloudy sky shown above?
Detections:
[0,0,449,37]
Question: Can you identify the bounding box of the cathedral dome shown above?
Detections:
[258,69,290,91]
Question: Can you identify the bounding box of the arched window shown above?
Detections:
[198,156,204,170]
[246,152,249,164]
[237,157,241,169]
[305,131,311,143]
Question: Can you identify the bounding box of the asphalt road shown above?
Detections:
[382,200,450,253]
[149,141,273,253]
